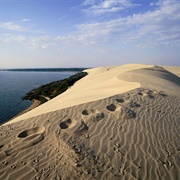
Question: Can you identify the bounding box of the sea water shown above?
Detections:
[0,71,77,124]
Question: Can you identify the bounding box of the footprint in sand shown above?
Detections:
[106,104,121,112]
[18,127,45,138]
[137,90,156,99]
[146,90,155,98]
[145,90,168,98]
[5,127,45,156]
[121,107,136,119]
[0,145,4,149]
[59,119,72,129]
[106,103,122,118]
[59,118,88,136]
[115,98,140,108]
[82,109,105,122]
[2,161,8,165]
[114,97,139,119]
[158,91,168,97]
[129,101,141,108]
[138,92,143,96]
[115,99,125,103]
[11,164,16,169]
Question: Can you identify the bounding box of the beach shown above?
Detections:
[0,64,179,179]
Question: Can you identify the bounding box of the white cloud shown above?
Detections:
[27,36,53,49]
[21,19,31,22]
[82,0,140,15]
[57,0,180,48]
[0,34,53,49]
[150,0,161,7]
[1,0,179,50]
[0,19,49,49]
[0,20,45,35]
[0,34,26,43]
[0,22,28,32]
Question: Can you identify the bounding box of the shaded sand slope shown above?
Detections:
[0,88,179,179]
[120,66,180,95]
[0,64,180,179]
[163,66,180,77]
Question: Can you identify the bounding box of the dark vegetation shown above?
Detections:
[23,71,88,104]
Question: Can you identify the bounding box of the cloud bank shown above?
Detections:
[58,0,180,48]
[82,0,139,15]
[0,0,180,50]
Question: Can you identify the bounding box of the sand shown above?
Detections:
[163,66,180,77]
[0,64,180,179]
[4,64,153,125]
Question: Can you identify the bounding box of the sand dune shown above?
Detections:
[5,64,153,124]
[0,64,180,179]
[163,66,180,77]
[120,66,180,94]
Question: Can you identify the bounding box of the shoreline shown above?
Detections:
[0,99,40,126]
[10,99,41,122]
[3,71,88,125]
[2,71,87,125]
[16,99,41,117]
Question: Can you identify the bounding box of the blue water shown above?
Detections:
[0,71,77,124]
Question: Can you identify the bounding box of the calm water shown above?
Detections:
[0,71,77,124]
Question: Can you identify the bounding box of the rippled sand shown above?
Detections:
[0,64,179,179]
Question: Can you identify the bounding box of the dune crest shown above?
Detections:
[119,66,180,95]
[5,64,154,124]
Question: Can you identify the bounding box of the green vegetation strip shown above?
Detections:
[23,72,88,104]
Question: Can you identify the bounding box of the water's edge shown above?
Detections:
[0,70,84,124]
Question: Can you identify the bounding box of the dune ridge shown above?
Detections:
[5,64,153,125]
[7,64,179,125]
[119,66,180,95]
[0,64,179,179]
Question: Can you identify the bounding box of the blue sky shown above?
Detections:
[0,0,180,68]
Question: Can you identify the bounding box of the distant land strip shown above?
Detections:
[0,68,88,72]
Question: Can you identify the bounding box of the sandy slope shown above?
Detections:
[163,66,180,77]
[0,64,180,179]
[5,64,154,125]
